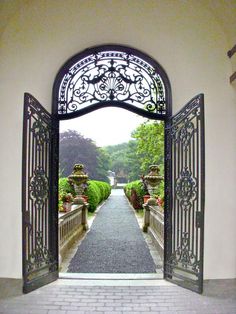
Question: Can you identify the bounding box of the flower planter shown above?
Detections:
[143,195,150,203]
[157,197,164,207]
[63,202,72,212]
[82,195,88,202]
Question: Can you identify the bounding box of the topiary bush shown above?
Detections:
[85,180,111,212]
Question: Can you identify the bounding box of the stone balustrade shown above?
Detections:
[143,200,164,260]
[59,203,88,265]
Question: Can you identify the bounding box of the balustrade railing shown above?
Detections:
[143,202,164,260]
[59,203,88,264]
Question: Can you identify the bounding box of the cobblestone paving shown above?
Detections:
[0,279,235,314]
[67,191,156,273]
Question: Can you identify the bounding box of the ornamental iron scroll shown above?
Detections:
[29,167,49,209]
[169,232,200,273]
[31,119,50,146]
[164,94,205,294]
[53,45,172,119]
[25,231,53,274]
[176,167,197,212]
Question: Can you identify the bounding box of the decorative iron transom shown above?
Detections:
[56,48,168,117]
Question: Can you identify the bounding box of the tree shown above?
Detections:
[104,141,142,182]
[59,130,110,182]
[132,120,164,175]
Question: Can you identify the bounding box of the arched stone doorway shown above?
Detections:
[22,44,205,294]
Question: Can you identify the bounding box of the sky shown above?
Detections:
[59,107,147,147]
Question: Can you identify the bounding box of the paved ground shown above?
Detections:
[0,279,235,314]
[67,190,156,273]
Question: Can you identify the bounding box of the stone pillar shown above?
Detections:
[73,196,89,231]
[143,197,157,232]
[143,202,150,232]
[82,202,89,231]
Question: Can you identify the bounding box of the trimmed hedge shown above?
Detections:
[85,180,111,212]
[124,179,165,210]
[58,178,111,212]
[124,180,146,210]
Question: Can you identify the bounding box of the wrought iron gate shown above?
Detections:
[22,93,59,293]
[164,94,205,293]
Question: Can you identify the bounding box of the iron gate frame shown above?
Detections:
[22,93,59,293]
[164,94,205,293]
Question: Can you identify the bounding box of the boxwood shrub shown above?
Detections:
[85,180,111,212]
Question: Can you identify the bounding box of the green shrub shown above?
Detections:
[124,180,146,210]
[85,181,100,212]
[85,180,111,212]
[155,180,164,200]
[58,177,75,197]
[124,179,165,210]
[93,180,106,200]
[58,178,111,213]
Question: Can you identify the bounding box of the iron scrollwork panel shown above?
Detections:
[165,94,205,293]
[22,93,58,293]
[57,48,167,117]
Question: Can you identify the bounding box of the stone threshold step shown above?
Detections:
[59,273,163,280]
[54,278,173,287]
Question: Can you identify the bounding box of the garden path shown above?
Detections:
[67,189,157,273]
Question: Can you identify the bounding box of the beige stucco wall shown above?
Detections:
[0,0,235,279]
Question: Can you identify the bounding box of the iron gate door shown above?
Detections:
[22,93,59,293]
[164,94,205,293]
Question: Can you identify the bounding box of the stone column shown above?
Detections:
[82,202,89,231]
[143,202,150,232]
[143,197,157,232]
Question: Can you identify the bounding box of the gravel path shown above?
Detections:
[67,190,156,273]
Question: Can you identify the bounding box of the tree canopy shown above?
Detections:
[104,120,164,181]
[59,120,164,184]
[59,130,110,182]
[132,120,164,175]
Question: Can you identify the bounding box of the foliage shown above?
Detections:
[132,120,164,175]
[59,130,110,182]
[104,120,164,183]
[60,193,74,203]
[124,178,164,210]
[58,177,111,213]
[84,181,100,212]
[155,180,164,200]
[58,177,76,196]
[95,148,111,183]
[104,141,141,182]
[84,180,111,212]
[124,180,146,210]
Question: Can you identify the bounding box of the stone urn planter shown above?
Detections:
[68,164,88,196]
[144,165,163,197]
